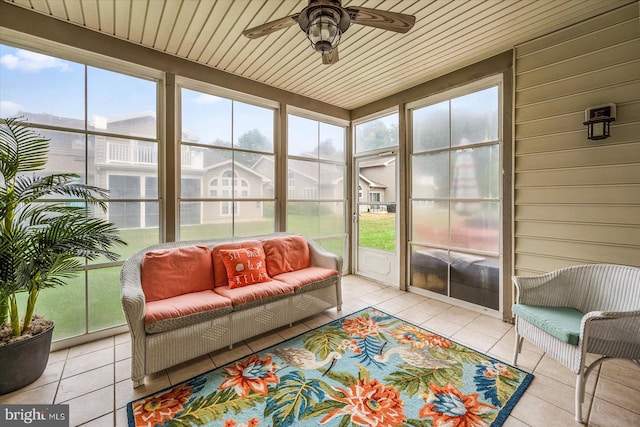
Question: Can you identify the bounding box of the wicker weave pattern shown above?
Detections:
[121,233,342,387]
[512,263,640,422]
[144,305,233,334]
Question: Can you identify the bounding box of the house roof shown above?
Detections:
[359,174,386,189]
[1,0,630,110]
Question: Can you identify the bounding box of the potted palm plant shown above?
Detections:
[0,117,125,395]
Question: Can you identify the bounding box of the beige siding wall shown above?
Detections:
[514,3,640,275]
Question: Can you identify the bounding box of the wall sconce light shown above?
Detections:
[583,103,616,140]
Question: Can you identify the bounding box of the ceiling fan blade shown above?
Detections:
[243,14,300,39]
[347,6,416,33]
[322,47,339,65]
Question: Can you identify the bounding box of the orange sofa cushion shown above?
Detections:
[218,246,270,288]
[141,245,214,302]
[144,290,232,326]
[214,280,294,307]
[211,240,263,287]
[261,235,310,277]
[272,266,339,290]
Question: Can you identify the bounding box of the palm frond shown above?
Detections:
[13,174,109,211]
[0,118,49,178]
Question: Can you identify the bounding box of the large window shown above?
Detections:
[409,79,502,310]
[180,87,276,239]
[287,113,347,263]
[0,43,160,340]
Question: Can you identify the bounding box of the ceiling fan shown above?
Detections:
[243,0,416,65]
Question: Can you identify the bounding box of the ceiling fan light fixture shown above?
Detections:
[243,0,416,65]
[306,14,342,53]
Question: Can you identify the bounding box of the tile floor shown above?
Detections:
[1,275,639,426]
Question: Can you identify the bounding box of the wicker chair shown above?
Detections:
[512,264,640,423]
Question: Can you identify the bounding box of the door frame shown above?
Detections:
[352,152,400,286]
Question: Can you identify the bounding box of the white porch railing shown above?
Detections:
[106,141,203,169]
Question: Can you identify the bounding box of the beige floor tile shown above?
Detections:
[373,287,406,300]
[55,365,113,404]
[342,297,370,312]
[115,342,131,361]
[359,291,393,305]
[451,328,498,353]
[48,349,69,365]
[210,343,253,368]
[323,306,352,319]
[421,317,464,337]
[276,322,311,340]
[115,407,129,427]
[502,416,530,426]
[594,376,640,414]
[66,386,113,426]
[392,292,427,306]
[599,358,640,392]
[525,372,594,415]
[302,313,334,329]
[415,298,453,315]
[67,337,114,359]
[467,314,513,339]
[375,298,410,314]
[80,412,114,426]
[588,397,640,427]
[114,332,131,346]
[63,347,114,378]
[166,355,215,385]
[20,360,64,392]
[245,331,284,353]
[115,358,131,383]
[395,306,436,325]
[510,393,580,426]
[436,306,481,326]
[0,381,57,404]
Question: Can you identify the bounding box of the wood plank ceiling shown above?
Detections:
[3,0,633,110]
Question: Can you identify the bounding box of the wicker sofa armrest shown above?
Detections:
[307,238,343,308]
[120,253,147,384]
[307,238,343,271]
[120,269,146,333]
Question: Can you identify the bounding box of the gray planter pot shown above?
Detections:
[0,322,54,395]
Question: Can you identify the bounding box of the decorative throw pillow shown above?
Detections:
[262,235,310,277]
[219,246,270,289]
[141,245,214,302]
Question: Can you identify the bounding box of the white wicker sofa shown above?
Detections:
[121,233,342,387]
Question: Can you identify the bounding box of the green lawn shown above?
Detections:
[22,213,395,342]
[358,212,396,252]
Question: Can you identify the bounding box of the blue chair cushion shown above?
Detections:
[513,304,583,345]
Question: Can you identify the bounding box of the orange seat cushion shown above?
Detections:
[141,245,214,302]
[262,235,310,277]
[144,290,232,327]
[214,280,294,307]
[219,246,270,288]
[272,266,339,290]
[211,240,263,287]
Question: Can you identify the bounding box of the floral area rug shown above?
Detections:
[128,307,532,427]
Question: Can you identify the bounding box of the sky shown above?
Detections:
[0,44,345,156]
[0,45,156,121]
